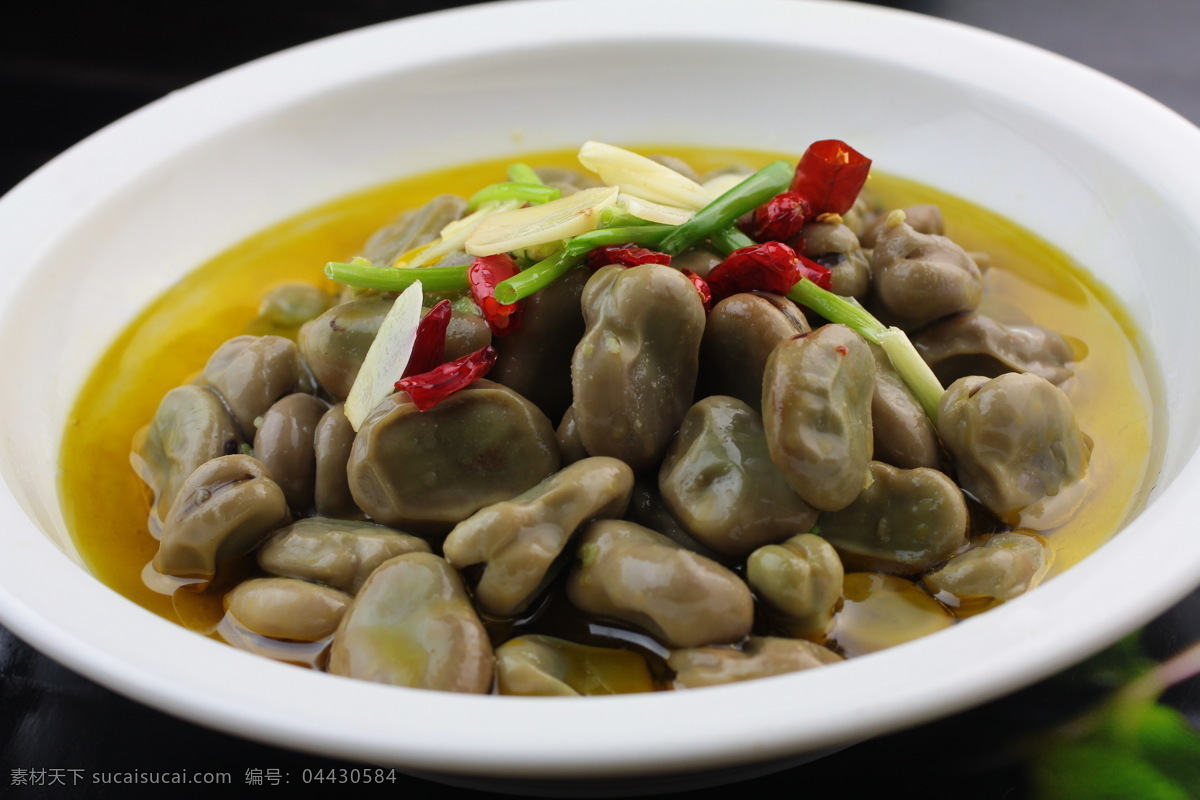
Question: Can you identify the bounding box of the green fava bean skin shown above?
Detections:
[347,380,560,531]
[443,457,634,617]
[253,393,329,513]
[566,520,753,649]
[258,517,430,595]
[668,636,842,689]
[154,455,291,582]
[937,373,1091,522]
[762,324,875,511]
[492,266,588,423]
[572,264,706,473]
[746,533,843,639]
[300,297,490,401]
[200,335,302,438]
[494,634,655,697]
[328,552,493,693]
[225,577,351,642]
[131,384,241,534]
[924,531,1050,607]
[659,396,817,556]
[698,292,810,414]
[817,461,968,576]
[312,403,358,518]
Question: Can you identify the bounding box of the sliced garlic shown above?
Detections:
[465,186,619,257]
[617,193,694,226]
[401,199,521,268]
[344,280,423,431]
[702,171,752,201]
[578,142,710,210]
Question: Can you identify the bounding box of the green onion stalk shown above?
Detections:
[466,182,561,211]
[493,224,674,305]
[658,160,793,254]
[786,278,945,424]
[324,258,469,293]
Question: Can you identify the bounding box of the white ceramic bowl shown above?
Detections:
[2,0,1200,788]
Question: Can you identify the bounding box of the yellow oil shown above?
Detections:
[58,146,1155,631]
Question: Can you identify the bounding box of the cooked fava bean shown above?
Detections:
[554,407,589,465]
[698,292,810,412]
[625,480,720,559]
[869,343,941,470]
[347,379,560,530]
[492,266,587,422]
[495,634,655,696]
[671,247,723,278]
[534,166,602,194]
[97,142,1152,700]
[938,373,1091,522]
[566,520,753,648]
[154,455,290,582]
[669,637,841,689]
[201,335,303,438]
[258,517,430,594]
[762,324,875,511]
[572,264,705,472]
[360,194,466,266]
[298,296,391,400]
[746,534,843,639]
[871,215,983,329]
[834,573,955,657]
[255,283,336,330]
[818,461,968,576]
[132,385,240,534]
[253,393,329,512]
[329,552,493,693]
[913,312,1075,387]
[859,203,943,248]
[924,531,1050,608]
[300,297,491,400]
[799,220,870,299]
[659,396,817,556]
[444,457,634,616]
[225,577,351,641]
[312,403,357,518]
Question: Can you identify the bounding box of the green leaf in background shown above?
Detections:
[1032,637,1200,799]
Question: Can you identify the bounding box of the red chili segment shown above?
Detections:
[468,254,524,336]
[796,253,834,291]
[681,268,712,311]
[745,191,811,242]
[585,244,672,270]
[706,241,803,301]
[402,299,452,378]
[789,140,872,216]
[395,345,498,411]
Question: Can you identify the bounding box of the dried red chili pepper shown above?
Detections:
[789,140,872,216]
[745,191,811,242]
[395,345,498,411]
[707,241,803,301]
[401,299,452,378]
[680,268,712,311]
[468,254,523,336]
[796,253,834,291]
[585,244,672,270]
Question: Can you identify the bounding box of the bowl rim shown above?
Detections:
[2,0,1200,779]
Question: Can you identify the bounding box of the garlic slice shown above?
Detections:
[344,280,423,431]
[465,186,619,257]
[402,199,521,268]
[702,171,752,201]
[617,193,695,226]
[578,141,710,210]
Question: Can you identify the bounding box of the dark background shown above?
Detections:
[2,1,1199,796]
